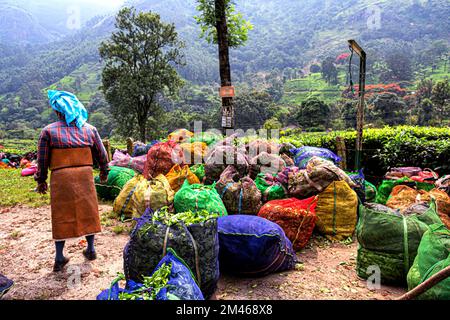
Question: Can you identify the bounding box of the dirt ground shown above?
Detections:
[0,205,406,300]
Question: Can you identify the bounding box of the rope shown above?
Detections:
[238,185,243,215]
[333,183,337,236]
[120,183,139,222]
[292,199,315,248]
[402,216,410,276]
[184,224,202,288]
[162,225,171,258]
[348,45,355,96]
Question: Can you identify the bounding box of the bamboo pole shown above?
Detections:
[336,136,347,171]
[396,265,450,300]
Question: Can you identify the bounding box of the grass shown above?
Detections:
[0,169,113,208]
[0,169,49,207]
[281,72,346,105]
[10,230,23,239]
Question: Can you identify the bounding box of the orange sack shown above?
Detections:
[258,197,318,251]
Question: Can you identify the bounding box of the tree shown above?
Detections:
[234,91,274,129]
[99,7,185,141]
[431,79,450,123]
[321,57,338,85]
[195,0,252,131]
[383,51,413,82]
[295,97,330,130]
[341,100,358,129]
[370,93,408,126]
[417,98,435,126]
[416,79,433,104]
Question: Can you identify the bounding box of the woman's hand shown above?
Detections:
[37,182,48,195]
[100,171,108,184]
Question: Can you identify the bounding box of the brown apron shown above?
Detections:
[49,148,101,241]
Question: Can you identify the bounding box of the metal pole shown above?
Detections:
[348,40,366,171]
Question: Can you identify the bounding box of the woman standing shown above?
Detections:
[35,90,109,272]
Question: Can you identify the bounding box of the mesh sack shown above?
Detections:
[215,166,262,215]
[98,249,204,300]
[290,146,341,169]
[217,215,297,276]
[258,197,318,251]
[356,200,442,285]
[204,145,249,184]
[407,224,450,300]
[315,181,358,241]
[144,141,185,179]
[174,180,227,216]
[95,166,135,201]
[165,165,200,193]
[254,173,287,203]
[124,210,219,299]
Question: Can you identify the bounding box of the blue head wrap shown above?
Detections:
[48,90,88,129]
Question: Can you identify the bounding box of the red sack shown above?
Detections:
[410,169,439,183]
[258,197,318,251]
[144,141,185,179]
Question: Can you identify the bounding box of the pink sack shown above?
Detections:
[21,166,37,177]
[109,150,146,174]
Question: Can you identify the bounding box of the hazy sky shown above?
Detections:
[62,0,125,8]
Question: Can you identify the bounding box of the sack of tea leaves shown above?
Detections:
[95,166,135,201]
[174,180,228,216]
[356,200,442,285]
[190,164,205,183]
[215,165,262,215]
[248,152,286,180]
[123,208,219,299]
[407,224,450,300]
[98,249,204,300]
[290,146,341,169]
[204,145,249,184]
[315,181,358,241]
[254,173,287,203]
[218,215,297,276]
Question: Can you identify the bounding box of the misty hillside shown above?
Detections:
[0,0,448,138]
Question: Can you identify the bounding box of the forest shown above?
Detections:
[0,0,449,140]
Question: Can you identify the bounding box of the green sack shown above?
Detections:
[95,166,136,201]
[356,200,442,285]
[190,132,222,146]
[190,164,205,182]
[365,181,377,203]
[174,180,228,217]
[375,177,414,204]
[415,182,435,192]
[254,173,286,202]
[407,223,450,299]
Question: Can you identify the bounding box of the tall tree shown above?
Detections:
[431,79,450,124]
[321,57,338,85]
[195,0,252,131]
[295,97,331,130]
[99,7,185,141]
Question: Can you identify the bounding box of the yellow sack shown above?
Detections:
[315,180,358,241]
[165,164,200,192]
[113,175,150,220]
[144,174,175,212]
[168,129,194,143]
[180,142,208,165]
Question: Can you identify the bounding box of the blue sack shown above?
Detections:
[97,249,204,300]
[0,274,14,299]
[218,215,297,277]
[132,141,160,157]
[347,169,366,203]
[290,146,341,169]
